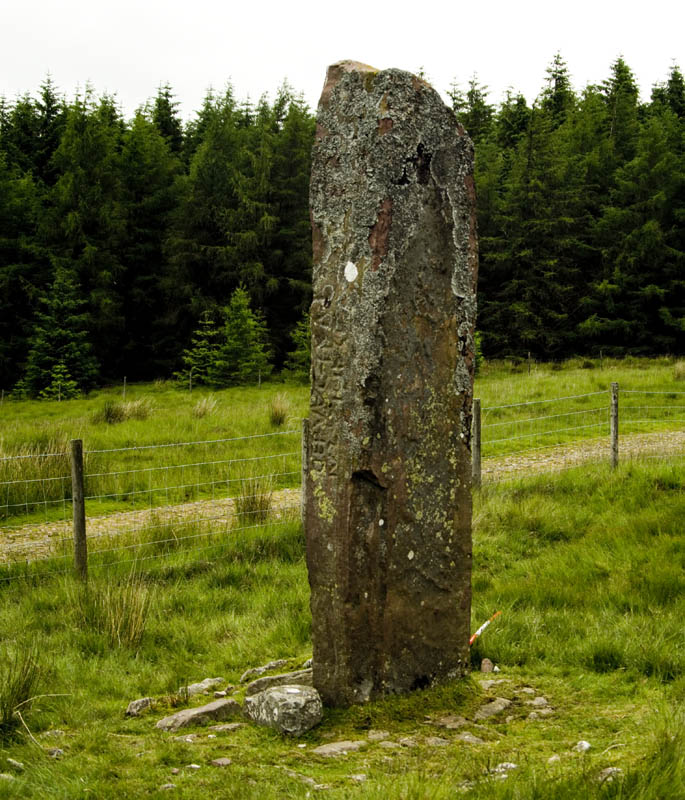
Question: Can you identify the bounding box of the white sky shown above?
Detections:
[2,0,683,119]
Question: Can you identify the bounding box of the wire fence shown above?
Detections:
[1,385,683,584]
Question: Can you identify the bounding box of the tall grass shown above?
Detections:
[0,641,42,740]
[69,571,153,651]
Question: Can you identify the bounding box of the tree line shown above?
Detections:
[0,55,683,396]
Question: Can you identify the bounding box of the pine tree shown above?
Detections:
[176,310,221,386]
[283,312,310,382]
[19,264,98,396]
[208,287,272,386]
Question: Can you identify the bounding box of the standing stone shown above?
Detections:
[305,61,477,706]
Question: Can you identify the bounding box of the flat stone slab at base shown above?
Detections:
[244,668,313,696]
[243,685,323,736]
[474,697,512,720]
[312,740,368,757]
[156,699,242,732]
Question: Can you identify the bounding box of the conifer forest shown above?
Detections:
[1,55,683,395]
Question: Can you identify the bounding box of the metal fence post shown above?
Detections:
[70,438,88,581]
[610,382,619,469]
[472,398,482,489]
[301,418,309,528]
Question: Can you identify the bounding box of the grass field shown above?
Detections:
[0,456,683,798]
[0,358,683,798]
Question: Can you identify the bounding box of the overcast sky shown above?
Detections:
[2,0,683,119]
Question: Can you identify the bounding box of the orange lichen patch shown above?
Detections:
[368,197,393,270]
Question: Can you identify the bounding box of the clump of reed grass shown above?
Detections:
[71,572,153,650]
[0,641,42,740]
[269,393,290,427]
[192,395,218,418]
[234,475,273,526]
[93,397,154,424]
[674,361,685,381]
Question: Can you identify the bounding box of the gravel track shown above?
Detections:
[2,430,682,565]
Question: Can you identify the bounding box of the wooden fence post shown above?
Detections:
[70,438,88,581]
[472,398,482,489]
[301,418,309,527]
[610,382,619,469]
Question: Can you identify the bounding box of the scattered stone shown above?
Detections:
[170,768,180,775]
[156,699,242,732]
[367,729,390,741]
[480,658,494,673]
[519,687,536,695]
[425,736,450,747]
[186,763,201,770]
[173,734,198,743]
[244,669,313,696]
[528,708,555,720]
[207,734,216,739]
[349,774,367,783]
[240,660,289,683]
[434,714,467,730]
[528,696,548,707]
[301,658,313,669]
[179,678,225,697]
[399,736,419,748]
[214,691,227,698]
[456,732,484,744]
[243,685,323,736]
[0,774,15,782]
[574,740,592,753]
[208,722,244,733]
[474,697,512,720]
[126,696,155,717]
[548,754,561,764]
[493,666,501,673]
[42,729,65,738]
[211,758,232,767]
[479,679,508,690]
[160,783,176,790]
[492,762,518,776]
[6,759,24,772]
[306,60,477,706]
[505,715,515,723]
[379,740,401,749]
[46,748,64,759]
[312,740,367,757]
[598,767,623,783]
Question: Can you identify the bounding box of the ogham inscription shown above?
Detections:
[305,61,478,706]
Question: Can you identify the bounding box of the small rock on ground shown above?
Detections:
[6,759,24,772]
[598,767,623,783]
[367,729,390,741]
[160,783,176,790]
[179,678,225,697]
[208,722,244,732]
[425,736,450,747]
[126,697,154,717]
[474,697,512,720]
[0,774,16,782]
[312,740,367,757]
[244,685,323,736]
[244,668,313,696]
[480,658,494,672]
[156,698,242,732]
[211,758,232,767]
[240,660,289,683]
[456,732,484,744]
[574,740,592,753]
[433,714,467,729]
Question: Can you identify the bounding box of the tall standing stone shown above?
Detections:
[305,61,477,707]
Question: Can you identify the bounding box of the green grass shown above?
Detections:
[0,454,683,798]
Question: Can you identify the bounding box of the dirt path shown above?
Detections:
[2,430,682,564]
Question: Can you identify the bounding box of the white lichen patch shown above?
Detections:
[407,550,415,560]
[344,261,358,282]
